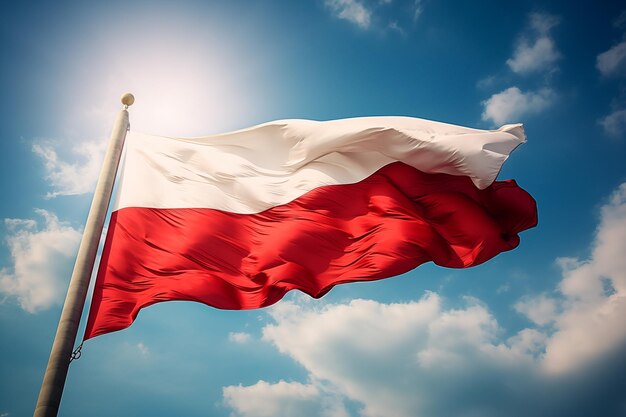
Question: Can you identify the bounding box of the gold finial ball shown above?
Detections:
[121,93,135,107]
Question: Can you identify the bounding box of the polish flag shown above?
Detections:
[84,117,537,339]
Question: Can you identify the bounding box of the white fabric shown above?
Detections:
[115,117,525,213]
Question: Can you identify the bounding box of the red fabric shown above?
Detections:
[84,162,537,339]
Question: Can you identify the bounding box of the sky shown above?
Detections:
[1,0,625,416]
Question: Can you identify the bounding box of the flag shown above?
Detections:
[84,116,537,339]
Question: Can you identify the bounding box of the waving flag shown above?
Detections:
[84,116,537,339]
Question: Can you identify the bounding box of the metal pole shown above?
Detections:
[33,93,134,417]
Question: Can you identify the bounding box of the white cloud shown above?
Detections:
[476,75,497,90]
[529,12,559,35]
[223,380,349,417]
[481,86,555,125]
[223,184,626,417]
[496,283,510,294]
[540,182,626,373]
[506,13,561,75]
[507,37,560,75]
[614,10,626,30]
[325,0,371,29]
[514,293,557,326]
[599,108,626,138]
[387,21,404,35]
[33,139,107,198]
[597,41,626,78]
[136,342,150,357]
[478,13,560,124]
[596,15,626,140]
[255,293,537,417]
[0,210,81,312]
[228,331,252,344]
[225,293,625,417]
[412,0,423,22]
[255,295,549,417]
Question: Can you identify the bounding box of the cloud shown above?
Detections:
[476,75,497,90]
[387,21,404,35]
[33,139,107,198]
[514,294,557,326]
[253,295,541,417]
[0,210,81,312]
[539,182,626,373]
[507,37,560,75]
[528,12,559,34]
[228,331,252,344]
[324,0,371,29]
[596,13,626,139]
[223,380,349,417]
[479,13,560,125]
[507,13,561,75]
[324,0,424,32]
[223,182,626,417]
[136,342,150,357]
[599,108,626,138]
[615,10,626,30]
[597,40,626,78]
[412,0,423,22]
[481,86,555,125]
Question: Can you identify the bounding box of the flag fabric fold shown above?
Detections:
[84,116,537,339]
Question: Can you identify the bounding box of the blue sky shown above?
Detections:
[1,1,626,416]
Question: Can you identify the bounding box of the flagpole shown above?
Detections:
[33,93,134,417]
